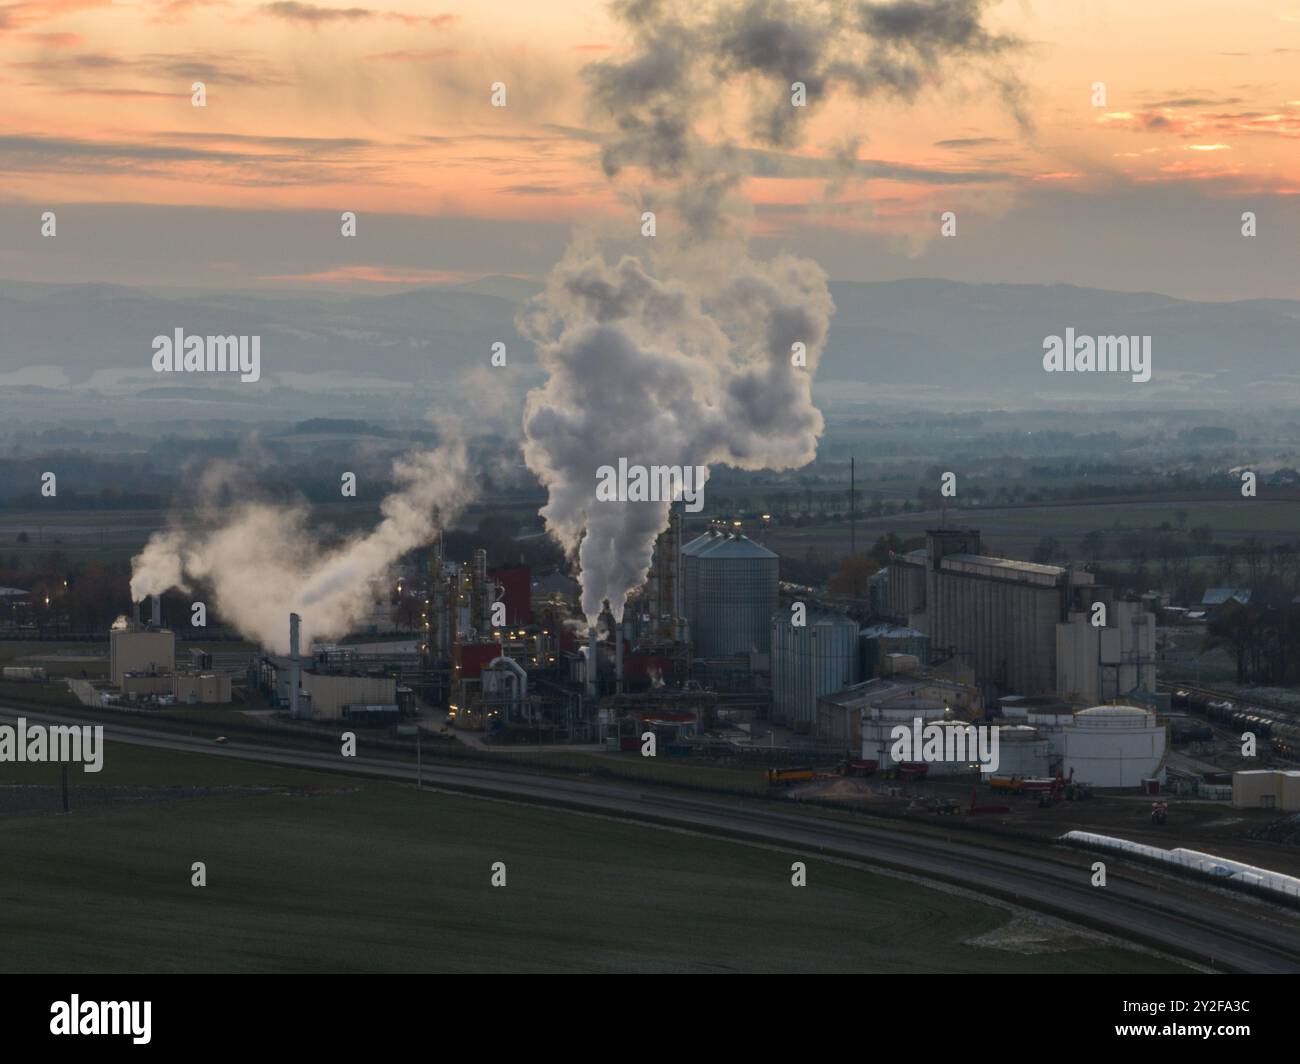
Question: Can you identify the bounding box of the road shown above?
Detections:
[5,706,1300,973]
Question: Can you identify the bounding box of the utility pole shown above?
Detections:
[850,456,856,557]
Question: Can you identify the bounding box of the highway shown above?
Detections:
[6,706,1300,973]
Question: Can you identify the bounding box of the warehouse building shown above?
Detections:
[300,671,397,721]
[1233,770,1300,811]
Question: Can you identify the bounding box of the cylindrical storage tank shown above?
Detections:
[1064,705,1167,788]
[987,724,1051,777]
[680,529,721,641]
[689,534,778,658]
[770,613,861,730]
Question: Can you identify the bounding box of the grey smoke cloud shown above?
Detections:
[522,0,1024,625]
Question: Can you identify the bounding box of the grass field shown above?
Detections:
[0,743,1189,973]
[766,498,1300,560]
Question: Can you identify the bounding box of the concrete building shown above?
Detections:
[1062,705,1167,788]
[110,626,175,687]
[1232,770,1300,811]
[683,532,778,659]
[120,673,172,698]
[885,528,1156,702]
[1056,592,1156,704]
[770,613,860,730]
[173,672,232,704]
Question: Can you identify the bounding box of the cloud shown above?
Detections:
[257,1,456,24]
[1100,107,1300,139]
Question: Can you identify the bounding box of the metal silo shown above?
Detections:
[771,613,862,729]
[689,533,778,658]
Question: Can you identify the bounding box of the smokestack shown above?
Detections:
[289,612,301,720]
[586,626,598,698]
[150,593,161,628]
[616,623,624,694]
[133,599,142,627]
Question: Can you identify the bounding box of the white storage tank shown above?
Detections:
[1063,704,1167,788]
[986,724,1051,778]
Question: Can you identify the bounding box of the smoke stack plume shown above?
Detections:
[129,440,474,653]
[520,0,1023,627]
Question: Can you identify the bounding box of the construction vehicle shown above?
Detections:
[766,767,816,788]
[1151,800,1168,825]
[931,797,962,815]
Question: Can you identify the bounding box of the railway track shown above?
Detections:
[5,704,1300,972]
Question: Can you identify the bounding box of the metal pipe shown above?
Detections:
[586,626,598,697]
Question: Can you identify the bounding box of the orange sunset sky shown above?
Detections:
[2,0,1298,298]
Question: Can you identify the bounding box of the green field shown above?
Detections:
[0,743,1189,973]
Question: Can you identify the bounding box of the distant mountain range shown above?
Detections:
[1,276,1296,421]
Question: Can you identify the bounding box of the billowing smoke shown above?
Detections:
[130,440,473,652]
[522,0,1023,624]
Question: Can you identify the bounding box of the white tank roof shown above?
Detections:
[1074,705,1153,727]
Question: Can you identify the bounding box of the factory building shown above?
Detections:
[885,528,1156,702]
[301,671,397,720]
[770,613,861,731]
[1233,770,1300,811]
[682,531,778,659]
[1061,705,1167,788]
[861,623,929,678]
[173,672,233,704]
[110,623,175,687]
[1056,593,1157,704]
[816,673,983,758]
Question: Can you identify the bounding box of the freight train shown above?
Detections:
[1171,687,1300,760]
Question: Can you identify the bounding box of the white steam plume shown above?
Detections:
[521,0,1024,625]
[130,440,474,652]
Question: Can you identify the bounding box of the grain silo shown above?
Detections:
[771,613,861,730]
[686,533,778,658]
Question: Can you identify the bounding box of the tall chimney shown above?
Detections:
[586,626,598,697]
[150,593,161,628]
[289,612,302,719]
[133,599,142,627]
[615,623,624,694]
